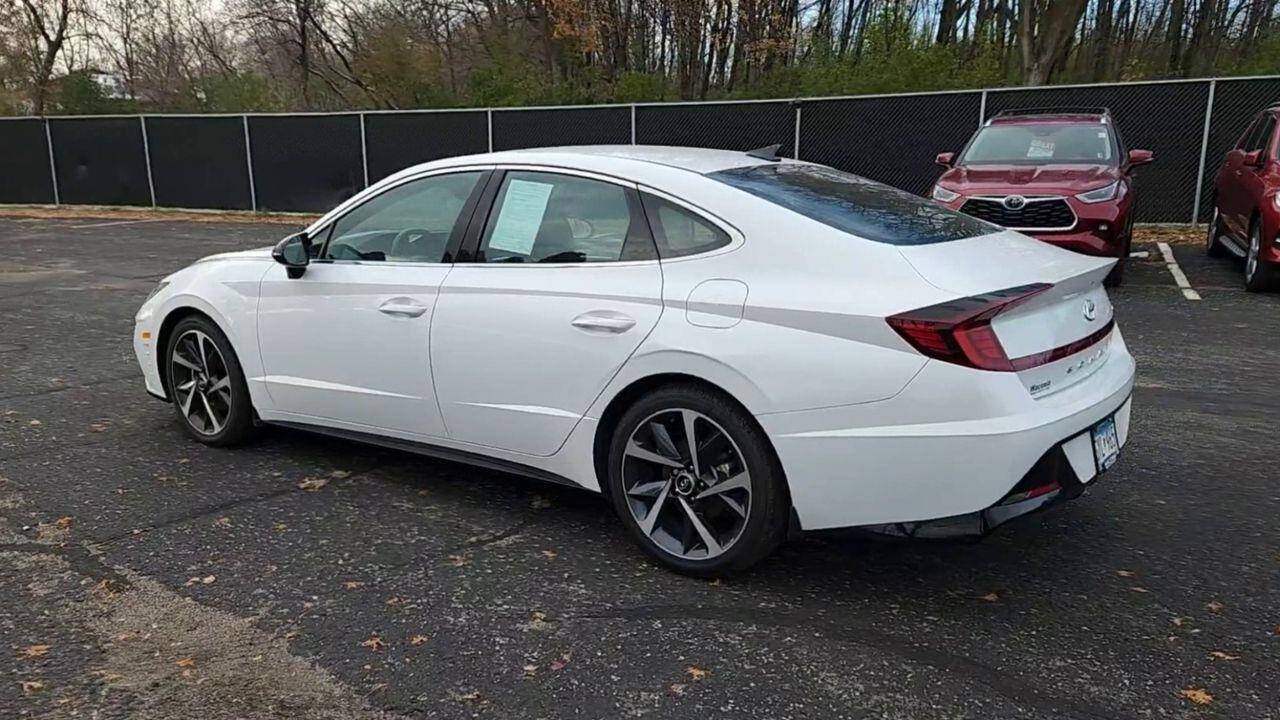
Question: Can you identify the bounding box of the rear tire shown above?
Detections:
[1206,206,1229,258]
[605,383,789,577]
[164,315,257,446]
[1104,234,1130,288]
[1244,219,1277,293]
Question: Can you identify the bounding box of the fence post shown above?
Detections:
[978,90,988,126]
[243,116,257,212]
[359,112,369,188]
[44,118,60,206]
[487,109,494,152]
[140,116,157,207]
[630,104,636,144]
[793,102,802,159]
[1191,79,1216,226]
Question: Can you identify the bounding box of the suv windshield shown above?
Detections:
[960,123,1116,165]
[708,163,996,246]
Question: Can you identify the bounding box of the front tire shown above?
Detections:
[605,384,789,577]
[164,316,257,446]
[1244,219,1277,293]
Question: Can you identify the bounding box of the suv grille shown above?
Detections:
[960,198,1076,230]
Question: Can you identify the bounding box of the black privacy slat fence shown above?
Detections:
[0,75,1276,220]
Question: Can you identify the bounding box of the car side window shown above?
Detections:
[478,171,654,263]
[1236,117,1262,149]
[640,194,731,258]
[1250,116,1277,154]
[323,171,483,263]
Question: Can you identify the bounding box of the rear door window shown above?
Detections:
[708,163,997,246]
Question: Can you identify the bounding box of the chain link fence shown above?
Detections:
[1,76,1276,221]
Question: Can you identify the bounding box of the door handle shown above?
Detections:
[378,298,429,317]
[571,311,636,334]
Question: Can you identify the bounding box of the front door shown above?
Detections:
[256,170,487,437]
[430,169,664,456]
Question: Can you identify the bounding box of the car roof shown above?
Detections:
[988,113,1108,126]
[408,145,778,179]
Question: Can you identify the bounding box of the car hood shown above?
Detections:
[194,246,275,264]
[938,164,1121,195]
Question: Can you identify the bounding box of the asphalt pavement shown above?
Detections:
[1,215,1277,719]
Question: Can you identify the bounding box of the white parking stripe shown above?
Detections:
[1157,241,1201,301]
[71,218,167,229]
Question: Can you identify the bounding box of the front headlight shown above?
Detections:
[145,281,169,303]
[1075,181,1121,204]
[931,185,960,203]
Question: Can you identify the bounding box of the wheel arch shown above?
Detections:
[154,305,227,400]
[590,372,790,511]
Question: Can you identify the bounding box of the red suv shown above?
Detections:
[1206,104,1280,292]
[931,107,1153,286]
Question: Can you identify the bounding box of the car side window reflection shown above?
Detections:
[324,172,483,263]
[478,171,654,263]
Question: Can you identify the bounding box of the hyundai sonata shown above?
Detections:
[134,146,1135,575]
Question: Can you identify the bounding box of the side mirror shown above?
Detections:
[935,152,955,168]
[1127,149,1154,167]
[1242,149,1265,168]
[272,232,310,279]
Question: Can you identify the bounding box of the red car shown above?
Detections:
[931,107,1153,286]
[1206,104,1280,292]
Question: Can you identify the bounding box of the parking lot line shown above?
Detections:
[71,218,168,229]
[1156,242,1201,301]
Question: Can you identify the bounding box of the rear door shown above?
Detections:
[430,168,663,456]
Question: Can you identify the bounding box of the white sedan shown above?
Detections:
[133,146,1135,575]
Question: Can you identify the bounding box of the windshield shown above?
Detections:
[960,123,1117,165]
[708,163,997,246]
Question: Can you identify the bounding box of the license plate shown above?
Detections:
[1092,416,1120,473]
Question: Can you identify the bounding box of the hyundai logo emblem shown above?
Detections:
[1002,195,1027,210]
[1082,298,1098,321]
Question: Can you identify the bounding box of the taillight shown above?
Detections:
[886,284,1051,372]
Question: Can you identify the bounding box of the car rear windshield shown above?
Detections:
[960,123,1116,165]
[708,163,997,246]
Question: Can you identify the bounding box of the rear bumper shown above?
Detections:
[759,329,1136,531]
[855,395,1130,538]
[1024,229,1124,257]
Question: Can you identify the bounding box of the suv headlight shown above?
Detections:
[145,281,169,303]
[1075,181,1121,204]
[931,185,960,203]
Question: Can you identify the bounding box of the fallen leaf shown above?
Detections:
[1180,687,1213,705]
[1208,651,1240,661]
[330,470,351,479]
[446,554,470,567]
[1206,600,1225,613]
[686,665,709,681]
[409,635,429,646]
[522,663,538,677]
[668,683,686,696]
[342,581,364,590]
[175,657,196,668]
[21,644,51,658]
[360,635,387,651]
[385,597,403,606]
[89,421,110,433]
[540,549,558,559]
[1129,586,1150,593]
[1274,624,1280,636]
[54,516,73,530]
[213,516,231,528]
[1171,617,1185,627]
[550,650,572,671]
[1115,569,1135,577]
[20,680,43,693]
[297,477,329,491]
[980,592,999,602]
[28,419,41,427]
[455,690,481,702]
